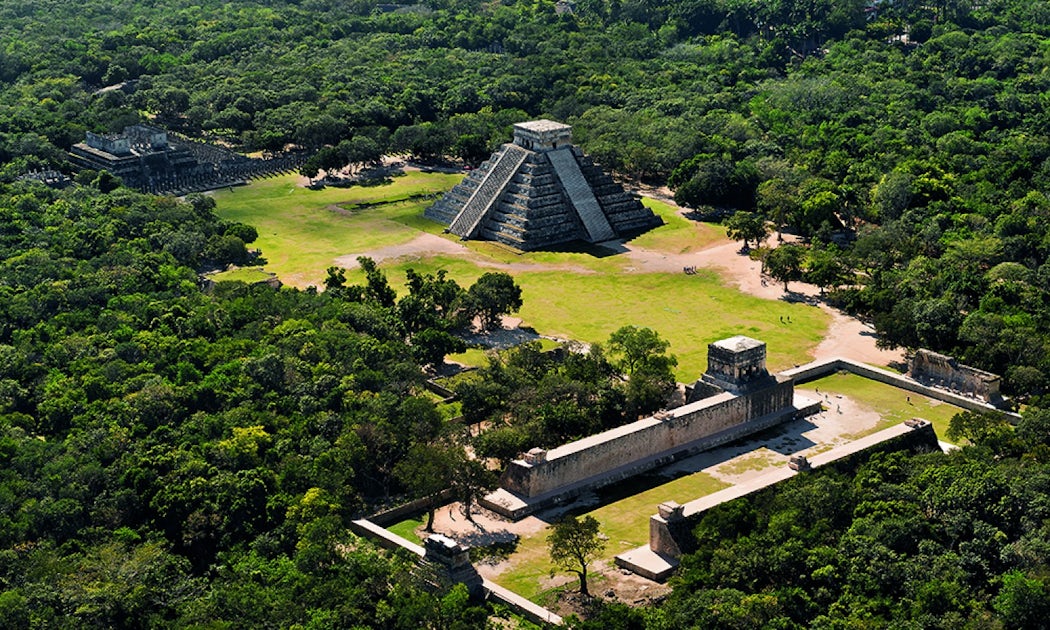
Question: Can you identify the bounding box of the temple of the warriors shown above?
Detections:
[425,120,661,250]
[69,124,305,195]
[69,125,205,189]
[481,336,818,519]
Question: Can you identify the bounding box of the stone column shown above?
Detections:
[649,501,686,558]
[421,534,484,598]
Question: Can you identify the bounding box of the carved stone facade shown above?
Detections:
[69,124,306,195]
[482,336,812,519]
[909,349,1002,404]
[419,534,484,598]
[425,120,661,250]
[701,335,775,395]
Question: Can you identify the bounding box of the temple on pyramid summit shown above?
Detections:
[424,120,661,251]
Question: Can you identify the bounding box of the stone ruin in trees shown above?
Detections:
[69,124,305,195]
[425,120,661,251]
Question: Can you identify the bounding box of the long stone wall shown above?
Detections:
[782,357,1017,418]
[482,377,800,518]
[616,421,942,581]
[350,518,563,626]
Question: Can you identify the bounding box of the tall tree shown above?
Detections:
[464,272,523,330]
[765,243,806,291]
[724,211,771,250]
[547,514,606,597]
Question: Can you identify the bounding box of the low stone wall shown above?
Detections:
[618,421,942,581]
[367,488,456,526]
[783,358,1017,418]
[349,518,563,626]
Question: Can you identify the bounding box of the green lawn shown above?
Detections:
[629,197,726,254]
[387,516,425,545]
[488,470,727,601]
[367,254,825,378]
[212,172,463,287]
[206,266,275,283]
[802,372,964,441]
[213,172,832,378]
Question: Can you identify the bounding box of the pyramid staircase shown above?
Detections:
[425,120,660,251]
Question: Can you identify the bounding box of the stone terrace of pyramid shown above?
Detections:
[425,120,661,251]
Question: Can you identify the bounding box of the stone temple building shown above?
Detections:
[69,125,204,190]
[424,120,661,250]
[481,336,816,519]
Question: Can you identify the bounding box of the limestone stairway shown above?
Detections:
[448,144,528,238]
[547,147,616,243]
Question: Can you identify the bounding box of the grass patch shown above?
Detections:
[386,516,424,545]
[213,172,463,287]
[802,372,964,442]
[492,470,727,601]
[716,449,782,476]
[215,174,829,377]
[628,198,726,254]
[436,400,462,420]
[370,255,826,378]
[207,266,275,284]
[447,347,491,369]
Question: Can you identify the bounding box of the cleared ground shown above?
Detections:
[212,173,830,377]
[213,172,960,610]
[403,376,963,608]
[212,171,464,287]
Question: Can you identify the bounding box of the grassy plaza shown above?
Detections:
[213,171,970,606]
[213,172,829,377]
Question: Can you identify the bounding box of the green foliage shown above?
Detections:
[764,243,806,291]
[722,211,769,249]
[654,433,1050,628]
[0,183,486,623]
[548,514,606,596]
[464,272,523,330]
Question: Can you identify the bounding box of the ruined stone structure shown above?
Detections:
[909,349,1002,404]
[417,534,484,598]
[482,336,816,519]
[69,124,306,195]
[70,125,202,188]
[617,420,940,581]
[425,120,661,250]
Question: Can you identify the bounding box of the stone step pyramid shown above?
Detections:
[425,120,661,251]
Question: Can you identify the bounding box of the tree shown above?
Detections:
[450,456,497,524]
[724,211,770,250]
[411,327,466,368]
[765,244,806,291]
[464,272,522,330]
[757,178,798,240]
[606,325,674,376]
[393,443,455,532]
[994,571,1050,630]
[805,245,848,295]
[547,514,606,596]
[357,256,396,308]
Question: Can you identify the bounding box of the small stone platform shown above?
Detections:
[615,420,936,581]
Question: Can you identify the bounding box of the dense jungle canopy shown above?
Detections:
[3,0,1050,626]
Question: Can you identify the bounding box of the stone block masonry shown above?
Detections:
[482,337,816,519]
[616,421,941,581]
[425,119,660,250]
[909,349,1003,405]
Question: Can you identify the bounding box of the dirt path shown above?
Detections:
[326,185,900,367]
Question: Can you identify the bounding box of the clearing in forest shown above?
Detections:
[213,172,834,377]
